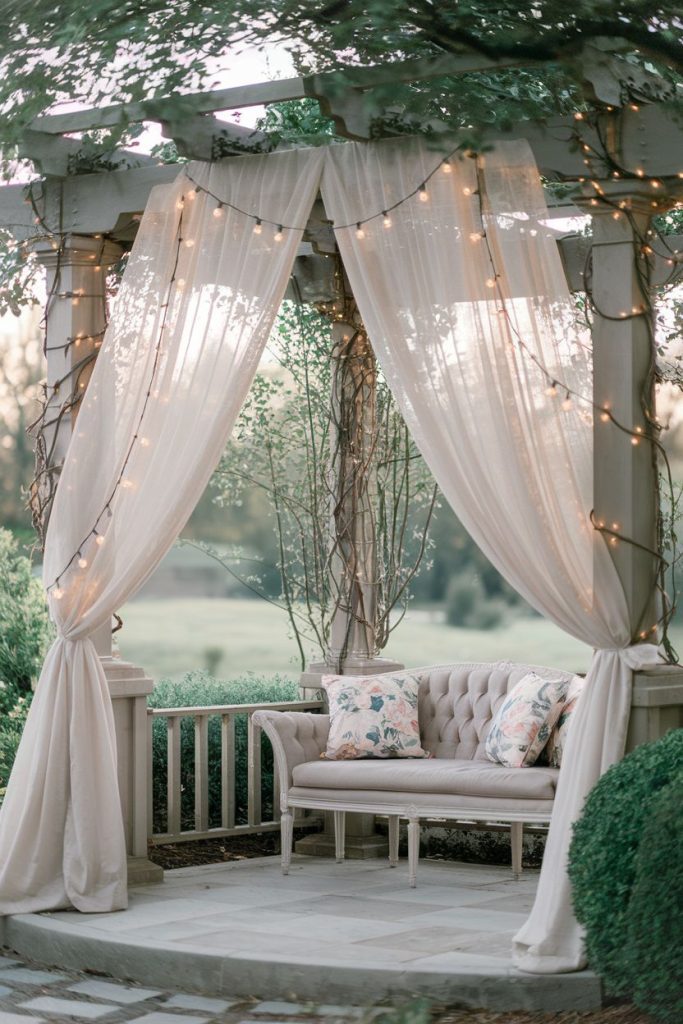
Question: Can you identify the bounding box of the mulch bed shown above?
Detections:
[429,1007,652,1024]
[148,829,310,870]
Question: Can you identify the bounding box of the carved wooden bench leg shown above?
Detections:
[407,818,420,888]
[511,821,523,879]
[334,810,346,863]
[281,809,294,875]
[388,815,400,867]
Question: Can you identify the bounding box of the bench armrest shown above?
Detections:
[253,710,330,813]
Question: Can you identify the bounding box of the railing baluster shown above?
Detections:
[194,714,209,833]
[147,711,154,838]
[167,717,181,835]
[247,713,262,826]
[221,713,236,829]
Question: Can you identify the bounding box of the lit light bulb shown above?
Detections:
[609,536,618,546]
[631,436,640,446]
[274,226,284,242]
[600,410,610,423]
[545,383,558,397]
[176,278,186,289]
[121,478,133,489]
[382,212,392,228]
[462,186,472,196]
[574,112,584,121]
[355,223,365,239]
[485,277,496,288]
[53,586,64,600]
[140,437,151,447]
[185,238,195,248]
[213,204,224,219]
[442,160,452,173]
[253,219,263,235]
[636,168,645,177]
[612,211,622,220]
[418,184,429,202]
[561,397,573,411]
[187,189,197,201]
[95,534,105,546]
[176,199,184,210]
[78,557,88,569]
[612,522,620,531]
[469,232,483,242]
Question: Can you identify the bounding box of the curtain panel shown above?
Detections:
[0,147,323,914]
[321,137,660,972]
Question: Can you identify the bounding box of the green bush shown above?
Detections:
[0,528,53,713]
[568,730,683,1000]
[624,776,683,1023]
[148,671,299,834]
[445,575,505,630]
[0,692,31,789]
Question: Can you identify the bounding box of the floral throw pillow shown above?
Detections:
[321,674,427,760]
[543,675,586,768]
[485,672,568,768]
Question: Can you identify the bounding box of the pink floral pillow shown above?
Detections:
[321,674,427,760]
[544,675,586,768]
[485,672,568,768]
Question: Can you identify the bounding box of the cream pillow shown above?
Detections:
[321,673,427,760]
[485,671,568,768]
[544,674,586,767]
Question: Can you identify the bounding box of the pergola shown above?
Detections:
[1,46,683,947]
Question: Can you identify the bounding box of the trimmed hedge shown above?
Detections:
[568,729,683,1009]
[148,671,299,834]
[625,776,683,1023]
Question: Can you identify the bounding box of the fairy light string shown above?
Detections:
[46,201,186,599]
[36,130,683,649]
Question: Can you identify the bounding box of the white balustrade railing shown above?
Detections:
[148,699,324,844]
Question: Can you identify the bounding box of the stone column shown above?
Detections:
[33,234,162,884]
[589,190,683,745]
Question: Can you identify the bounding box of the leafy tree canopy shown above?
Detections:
[0,2,681,153]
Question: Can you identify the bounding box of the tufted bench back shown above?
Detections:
[401,662,574,761]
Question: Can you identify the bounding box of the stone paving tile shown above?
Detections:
[0,969,69,986]
[0,958,21,969]
[125,1014,209,1024]
[0,989,13,999]
[19,996,120,1018]
[252,1002,314,1016]
[68,981,162,1005]
[161,994,238,1013]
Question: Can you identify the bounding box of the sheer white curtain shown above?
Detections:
[322,136,660,972]
[0,147,323,915]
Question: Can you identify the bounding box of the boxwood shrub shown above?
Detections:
[148,671,299,834]
[624,775,683,1023]
[568,729,683,1005]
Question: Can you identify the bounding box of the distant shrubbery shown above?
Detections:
[445,576,507,631]
[569,731,683,1022]
[0,528,53,790]
[148,671,300,834]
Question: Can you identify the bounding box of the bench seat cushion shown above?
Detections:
[292,757,558,801]
[288,786,555,817]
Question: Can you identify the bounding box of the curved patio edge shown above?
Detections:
[0,910,601,1012]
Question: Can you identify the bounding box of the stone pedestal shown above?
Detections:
[626,664,683,751]
[101,656,163,885]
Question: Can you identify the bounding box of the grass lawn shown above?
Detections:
[116,597,602,683]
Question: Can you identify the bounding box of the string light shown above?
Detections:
[53,586,64,599]
[545,382,558,397]
[140,437,151,447]
[355,223,365,239]
[184,238,195,248]
[485,277,496,288]
[186,189,197,201]
[213,204,224,219]
[382,212,392,228]
[274,226,284,242]
[418,184,429,202]
[462,186,473,196]
[77,556,88,569]
[561,395,573,411]
[469,231,483,242]
[253,219,263,235]
[442,160,452,173]
[95,534,105,546]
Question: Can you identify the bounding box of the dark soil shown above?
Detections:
[148,828,311,870]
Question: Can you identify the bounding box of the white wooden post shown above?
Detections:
[32,233,162,884]
[589,192,683,748]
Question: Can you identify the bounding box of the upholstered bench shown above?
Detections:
[254,661,572,887]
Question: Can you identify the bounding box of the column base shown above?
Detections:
[295,828,388,860]
[127,855,164,886]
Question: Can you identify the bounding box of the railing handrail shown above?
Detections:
[148,698,324,718]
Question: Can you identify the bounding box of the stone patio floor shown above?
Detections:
[0,856,601,1013]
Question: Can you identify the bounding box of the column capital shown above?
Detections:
[31,233,123,269]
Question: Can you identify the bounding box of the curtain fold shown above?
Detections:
[0,146,323,914]
[321,136,661,972]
